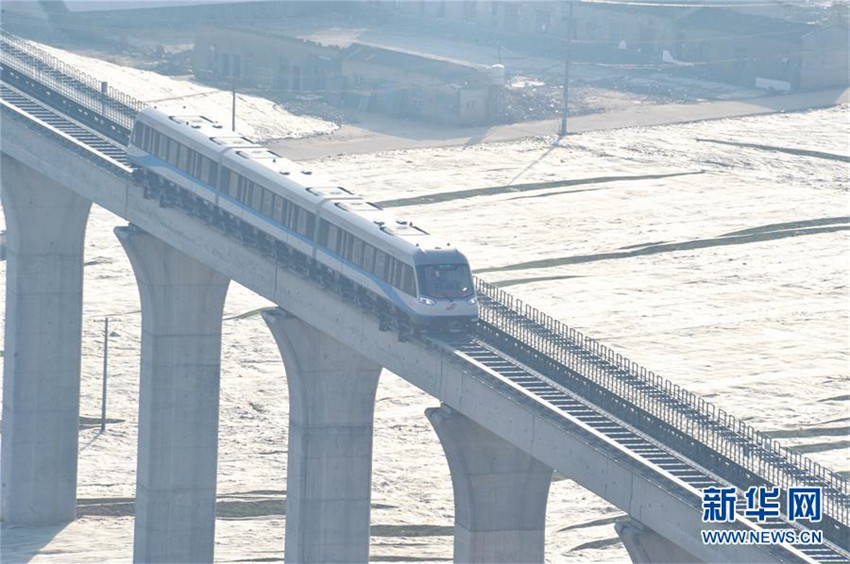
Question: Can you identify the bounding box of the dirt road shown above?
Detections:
[268,87,849,161]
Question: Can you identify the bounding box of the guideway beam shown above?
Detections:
[0,155,91,525]
[426,405,553,563]
[262,308,382,563]
[116,225,230,563]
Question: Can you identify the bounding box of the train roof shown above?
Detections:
[137,107,468,262]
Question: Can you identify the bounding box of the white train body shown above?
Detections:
[127,108,478,327]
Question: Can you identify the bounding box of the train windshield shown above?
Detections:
[418,264,474,299]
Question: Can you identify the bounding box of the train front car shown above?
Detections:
[410,243,478,332]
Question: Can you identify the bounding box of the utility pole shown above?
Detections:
[101,317,108,433]
[559,0,574,137]
[231,74,237,132]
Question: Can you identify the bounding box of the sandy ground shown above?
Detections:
[0,42,848,563]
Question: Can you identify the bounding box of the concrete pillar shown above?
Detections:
[262,308,382,563]
[615,518,701,563]
[116,226,229,563]
[1,155,91,525]
[426,405,553,564]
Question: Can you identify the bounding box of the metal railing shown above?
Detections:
[474,277,850,536]
[0,31,143,133]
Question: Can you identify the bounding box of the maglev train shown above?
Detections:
[126,108,478,332]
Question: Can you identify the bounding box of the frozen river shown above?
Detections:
[0,44,847,562]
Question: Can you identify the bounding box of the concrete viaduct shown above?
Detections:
[1,32,848,563]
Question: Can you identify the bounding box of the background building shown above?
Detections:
[193,25,505,126]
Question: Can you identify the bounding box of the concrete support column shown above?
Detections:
[116,226,229,563]
[1,156,91,525]
[426,405,553,564]
[262,308,382,563]
[615,518,701,563]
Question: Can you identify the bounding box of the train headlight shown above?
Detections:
[419,296,436,306]
[467,297,477,305]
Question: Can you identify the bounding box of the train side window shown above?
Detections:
[352,238,364,267]
[318,220,330,246]
[373,251,387,279]
[236,176,246,202]
[229,172,240,198]
[219,168,231,193]
[386,258,396,287]
[261,189,274,217]
[137,124,147,149]
[161,138,171,162]
[167,140,180,167]
[178,145,190,171]
[345,232,355,261]
[243,181,253,207]
[190,152,201,178]
[155,134,167,160]
[335,228,345,254]
[392,259,405,289]
[185,149,195,176]
[152,131,161,156]
[275,197,287,224]
[326,224,338,252]
[286,203,297,230]
[207,160,218,187]
[401,264,415,296]
[362,244,375,272]
[336,230,348,257]
[304,213,315,240]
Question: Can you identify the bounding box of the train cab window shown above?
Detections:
[417,264,473,299]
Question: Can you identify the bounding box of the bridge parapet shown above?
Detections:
[0,31,143,142]
[473,279,850,549]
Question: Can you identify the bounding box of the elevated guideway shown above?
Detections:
[2,31,848,563]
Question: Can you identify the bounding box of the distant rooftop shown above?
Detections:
[342,43,491,86]
[59,0,275,12]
